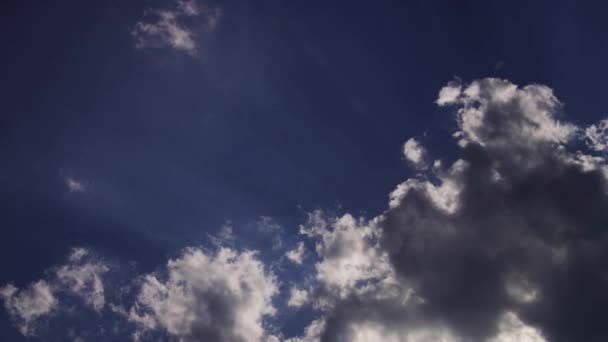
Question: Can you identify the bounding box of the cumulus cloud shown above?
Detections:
[379,78,608,342]
[0,248,108,336]
[0,280,57,336]
[288,78,608,342]
[131,0,221,55]
[127,247,278,342]
[286,242,305,264]
[5,78,608,342]
[403,138,428,170]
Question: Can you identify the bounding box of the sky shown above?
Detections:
[1,0,608,341]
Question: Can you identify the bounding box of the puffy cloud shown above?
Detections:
[287,287,309,308]
[436,81,462,106]
[489,312,546,342]
[0,280,57,336]
[439,78,577,152]
[131,0,221,55]
[290,78,608,342]
[402,138,428,170]
[128,247,278,342]
[0,248,108,336]
[285,242,305,264]
[56,248,109,311]
[299,211,392,300]
[380,78,608,342]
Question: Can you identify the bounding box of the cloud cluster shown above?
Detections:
[3,78,608,341]
[289,78,608,342]
[0,248,107,336]
[131,0,221,55]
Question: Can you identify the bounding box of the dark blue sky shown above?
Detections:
[1,0,608,340]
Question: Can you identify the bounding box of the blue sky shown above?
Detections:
[2,1,608,341]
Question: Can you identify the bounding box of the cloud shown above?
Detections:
[257,216,285,250]
[288,78,608,342]
[585,118,608,152]
[56,248,109,311]
[0,280,57,336]
[131,0,221,55]
[402,138,428,170]
[0,248,108,336]
[127,247,278,342]
[4,78,608,342]
[379,78,608,342]
[287,287,309,308]
[285,242,305,264]
[66,176,86,192]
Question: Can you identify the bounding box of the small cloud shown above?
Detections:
[287,287,309,308]
[402,138,428,170]
[0,248,109,336]
[285,242,305,265]
[131,0,221,55]
[66,177,86,193]
[208,221,235,246]
[0,281,57,336]
[585,118,608,152]
[257,216,284,250]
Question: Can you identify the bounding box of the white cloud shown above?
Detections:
[436,81,462,106]
[402,138,428,170]
[286,242,305,264]
[389,158,466,213]
[299,212,392,299]
[0,248,108,336]
[131,0,221,55]
[585,118,608,152]
[0,280,57,336]
[287,287,309,308]
[66,177,85,192]
[439,78,577,150]
[488,311,546,342]
[128,247,278,342]
[56,248,109,311]
[209,221,236,246]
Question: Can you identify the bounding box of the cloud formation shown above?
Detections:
[127,247,278,342]
[131,0,221,55]
[56,248,109,311]
[290,78,608,342]
[3,78,608,341]
[0,280,57,336]
[403,138,428,170]
[286,242,305,264]
[0,248,107,336]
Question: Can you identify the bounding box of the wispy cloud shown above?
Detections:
[65,176,86,193]
[131,0,221,55]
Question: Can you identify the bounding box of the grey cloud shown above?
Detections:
[292,78,608,342]
[380,78,608,342]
